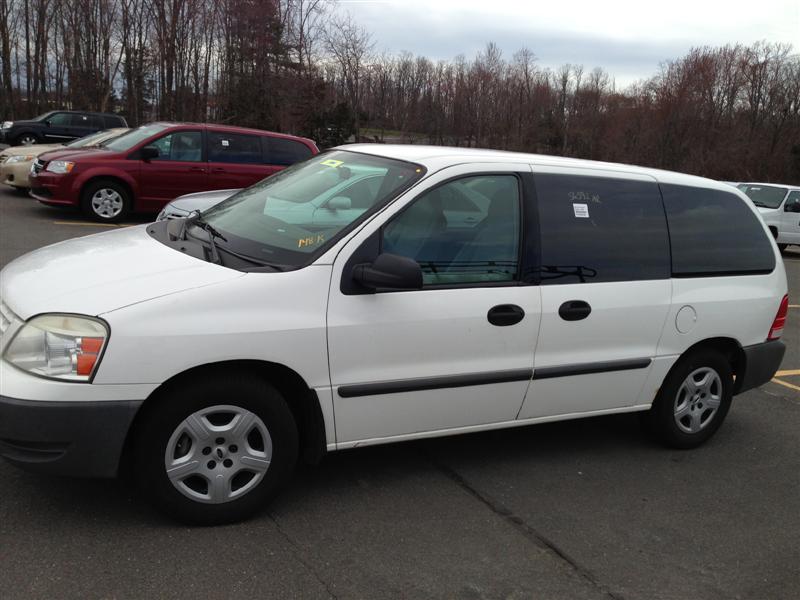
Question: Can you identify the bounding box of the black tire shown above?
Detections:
[80,178,131,223]
[11,186,29,195]
[132,372,299,525]
[14,132,39,146]
[641,349,733,449]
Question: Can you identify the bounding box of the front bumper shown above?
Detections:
[0,394,143,477]
[735,340,786,395]
[28,170,79,206]
[0,160,33,188]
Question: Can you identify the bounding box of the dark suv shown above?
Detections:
[29,122,318,221]
[1,111,128,146]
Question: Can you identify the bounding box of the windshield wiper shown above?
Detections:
[193,217,228,265]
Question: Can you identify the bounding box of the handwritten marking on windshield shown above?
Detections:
[320,159,344,168]
[298,234,326,248]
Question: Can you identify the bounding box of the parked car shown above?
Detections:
[0,146,787,524]
[0,128,128,191]
[28,122,318,222]
[737,182,800,250]
[1,111,128,146]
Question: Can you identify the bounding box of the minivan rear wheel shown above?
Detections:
[81,179,131,223]
[642,349,733,449]
[132,373,299,525]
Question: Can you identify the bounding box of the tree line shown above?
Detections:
[1,0,798,182]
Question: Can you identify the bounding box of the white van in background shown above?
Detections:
[0,146,789,524]
[737,182,800,250]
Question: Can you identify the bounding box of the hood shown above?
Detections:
[0,225,244,319]
[757,206,778,214]
[1,144,62,158]
[159,189,241,220]
[37,147,115,162]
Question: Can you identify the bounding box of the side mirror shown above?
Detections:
[352,253,423,291]
[327,196,352,210]
[141,145,159,161]
[785,201,800,213]
[44,120,51,127]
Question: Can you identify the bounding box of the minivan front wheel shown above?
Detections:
[643,350,733,449]
[133,374,298,524]
[81,179,131,222]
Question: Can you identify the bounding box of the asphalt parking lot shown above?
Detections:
[0,187,798,600]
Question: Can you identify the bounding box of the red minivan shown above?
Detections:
[29,122,318,222]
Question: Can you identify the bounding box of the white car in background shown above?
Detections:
[0,128,128,191]
[737,183,800,251]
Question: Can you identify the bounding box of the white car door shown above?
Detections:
[327,163,541,445]
[518,166,672,419]
[780,190,800,244]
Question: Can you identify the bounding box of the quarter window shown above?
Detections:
[267,137,313,166]
[208,132,263,164]
[382,175,521,286]
[662,184,775,275]
[150,131,203,162]
[535,174,670,284]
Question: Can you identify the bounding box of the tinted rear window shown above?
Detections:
[535,174,670,284]
[266,137,313,166]
[661,184,775,276]
[208,132,263,164]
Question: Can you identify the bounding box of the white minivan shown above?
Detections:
[0,146,788,524]
[737,182,800,250]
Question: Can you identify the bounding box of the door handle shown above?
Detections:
[487,304,525,326]
[558,300,591,321]
[189,166,205,172]
[211,167,226,173]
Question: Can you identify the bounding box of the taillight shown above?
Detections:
[768,294,789,341]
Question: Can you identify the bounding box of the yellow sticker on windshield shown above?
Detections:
[320,159,344,168]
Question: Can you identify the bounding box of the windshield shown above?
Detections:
[104,123,169,152]
[65,130,119,148]
[201,150,425,268]
[737,184,788,209]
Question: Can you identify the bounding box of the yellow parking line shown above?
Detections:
[53,221,121,228]
[772,378,800,392]
[775,369,800,377]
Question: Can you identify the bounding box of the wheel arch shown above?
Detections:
[677,337,746,393]
[120,359,328,476]
[78,173,138,203]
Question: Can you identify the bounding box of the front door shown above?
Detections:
[327,164,541,444]
[138,129,208,211]
[781,191,800,244]
[518,167,672,419]
[41,112,74,142]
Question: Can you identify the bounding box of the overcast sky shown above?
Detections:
[335,0,799,88]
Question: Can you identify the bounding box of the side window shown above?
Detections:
[784,191,800,212]
[535,174,670,284]
[661,184,775,275]
[266,137,313,166]
[382,175,521,286]
[47,113,71,126]
[208,132,263,164]
[150,131,202,162]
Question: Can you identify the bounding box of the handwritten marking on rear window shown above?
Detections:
[320,159,344,168]
[569,191,600,203]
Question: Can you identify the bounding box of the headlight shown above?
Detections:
[46,160,75,174]
[1,121,12,129]
[6,154,35,164]
[3,314,109,382]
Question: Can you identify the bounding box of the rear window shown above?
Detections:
[535,174,670,284]
[266,137,313,166]
[661,184,775,276]
[208,132,263,164]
